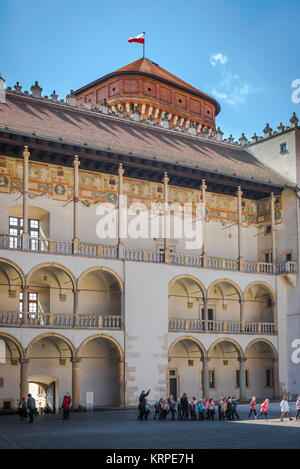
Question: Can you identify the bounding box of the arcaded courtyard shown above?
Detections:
[0,403,299,449]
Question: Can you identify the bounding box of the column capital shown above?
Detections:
[201,356,209,363]
[238,356,247,363]
[118,163,124,176]
[71,357,81,364]
[23,145,30,159]
[19,358,30,365]
[270,192,275,201]
[239,299,246,304]
[163,171,169,184]
[201,179,207,191]
[73,288,80,295]
[73,154,80,168]
[236,186,243,197]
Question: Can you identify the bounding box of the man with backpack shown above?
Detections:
[27,393,36,423]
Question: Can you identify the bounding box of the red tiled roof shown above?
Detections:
[0,92,291,188]
[115,58,205,96]
[74,58,221,115]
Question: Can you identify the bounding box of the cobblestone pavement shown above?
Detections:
[0,403,299,449]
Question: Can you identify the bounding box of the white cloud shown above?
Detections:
[210,53,263,106]
[210,53,228,67]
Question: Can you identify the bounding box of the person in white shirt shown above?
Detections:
[280,395,293,421]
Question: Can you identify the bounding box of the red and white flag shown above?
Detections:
[128,33,145,44]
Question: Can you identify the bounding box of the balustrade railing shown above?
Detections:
[0,311,22,326]
[125,248,164,263]
[0,233,297,275]
[245,261,275,274]
[0,311,122,329]
[79,242,98,257]
[208,257,239,271]
[168,318,276,334]
[170,253,203,267]
[0,234,22,250]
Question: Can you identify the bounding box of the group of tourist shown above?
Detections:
[138,390,300,422]
[18,392,72,422]
[18,394,36,423]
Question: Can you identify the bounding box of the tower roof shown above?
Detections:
[115,58,205,95]
[74,57,221,115]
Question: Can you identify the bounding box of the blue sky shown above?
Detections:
[0,0,299,139]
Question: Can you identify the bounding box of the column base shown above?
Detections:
[202,252,208,268]
[21,234,29,251]
[118,242,125,259]
[73,237,80,255]
[239,258,245,272]
[164,248,171,264]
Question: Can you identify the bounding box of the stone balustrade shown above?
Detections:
[208,256,239,271]
[0,311,123,329]
[0,310,275,334]
[168,318,276,334]
[0,234,22,250]
[125,248,164,263]
[0,233,297,275]
[0,311,22,326]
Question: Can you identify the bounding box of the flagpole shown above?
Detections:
[143,32,145,58]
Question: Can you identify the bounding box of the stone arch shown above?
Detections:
[25,332,76,359]
[0,257,26,288]
[244,338,277,359]
[77,333,124,360]
[244,281,276,302]
[207,278,243,300]
[243,281,276,325]
[26,262,76,290]
[0,331,25,360]
[168,336,206,399]
[207,337,243,359]
[169,335,206,359]
[77,333,124,407]
[78,266,123,294]
[168,275,206,300]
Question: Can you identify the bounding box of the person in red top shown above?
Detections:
[255,399,269,420]
[62,392,72,420]
[248,396,257,419]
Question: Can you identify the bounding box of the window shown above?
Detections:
[236,369,249,388]
[246,370,249,388]
[286,253,292,261]
[280,143,287,153]
[201,308,213,321]
[209,370,215,388]
[266,368,273,387]
[19,292,38,315]
[9,217,23,248]
[29,219,39,250]
[265,252,272,263]
[236,370,240,388]
[266,225,272,234]
[9,216,39,250]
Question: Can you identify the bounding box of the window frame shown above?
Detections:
[9,216,40,250]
